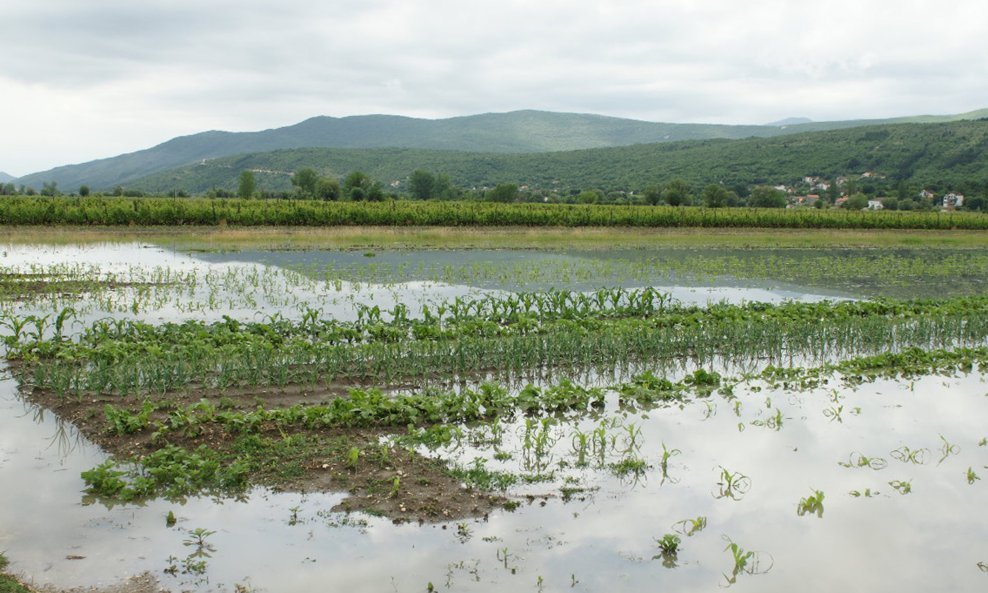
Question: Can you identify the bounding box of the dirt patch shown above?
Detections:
[19,385,507,524]
[32,573,167,593]
[0,275,168,299]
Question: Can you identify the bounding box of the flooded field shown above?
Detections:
[1,237,987,592]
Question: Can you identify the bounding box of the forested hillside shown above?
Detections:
[130,120,988,195]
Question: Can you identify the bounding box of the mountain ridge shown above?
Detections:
[16,108,988,191]
[129,119,988,195]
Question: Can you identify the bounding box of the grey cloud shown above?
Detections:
[2,0,988,174]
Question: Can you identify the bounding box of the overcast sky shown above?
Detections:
[2,0,987,176]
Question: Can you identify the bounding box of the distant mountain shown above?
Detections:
[16,108,988,191]
[0,172,16,184]
[766,117,813,126]
[129,119,988,195]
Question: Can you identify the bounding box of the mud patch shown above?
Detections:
[19,387,507,524]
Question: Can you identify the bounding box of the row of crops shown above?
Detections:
[8,290,988,398]
[1,196,987,228]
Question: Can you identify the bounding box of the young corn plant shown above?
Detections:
[673,516,707,537]
[722,537,772,586]
[938,434,960,465]
[653,533,681,568]
[889,479,913,495]
[715,467,752,501]
[797,489,826,518]
[891,446,929,465]
[659,442,681,484]
[966,467,981,484]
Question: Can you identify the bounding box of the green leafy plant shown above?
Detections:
[654,533,681,567]
[966,467,981,484]
[797,489,825,518]
[889,479,913,495]
[673,516,707,537]
[715,467,752,500]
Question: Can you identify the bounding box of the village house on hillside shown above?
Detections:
[942,192,964,210]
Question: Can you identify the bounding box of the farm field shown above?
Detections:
[1,229,987,592]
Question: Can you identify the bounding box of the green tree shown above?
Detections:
[842,193,869,210]
[366,182,385,202]
[237,171,256,199]
[826,180,841,203]
[661,179,692,206]
[343,171,372,200]
[964,196,986,211]
[488,183,519,203]
[643,185,663,205]
[78,185,91,197]
[40,181,59,196]
[701,184,731,208]
[749,186,787,208]
[291,168,320,198]
[316,177,341,201]
[409,170,435,200]
[576,190,600,204]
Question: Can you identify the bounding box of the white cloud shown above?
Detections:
[2,0,987,175]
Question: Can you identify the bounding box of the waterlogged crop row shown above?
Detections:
[9,294,988,397]
[4,287,670,358]
[2,196,988,229]
[80,345,988,502]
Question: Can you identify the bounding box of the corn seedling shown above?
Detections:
[659,442,681,484]
[849,488,879,497]
[966,467,981,484]
[722,537,773,585]
[889,479,913,495]
[891,446,929,465]
[346,447,360,471]
[751,408,783,430]
[619,422,643,454]
[938,434,960,465]
[715,467,752,500]
[839,452,888,470]
[673,516,707,537]
[823,404,844,423]
[797,489,825,518]
[570,429,590,467]
[654,533,681,567]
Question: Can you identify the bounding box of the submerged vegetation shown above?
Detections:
[3,234,988,591]
[7,291,988,398]
[5,277,987,512]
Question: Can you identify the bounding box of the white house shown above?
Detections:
[942,193,964,209]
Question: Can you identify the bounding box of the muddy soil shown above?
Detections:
[19,382,506,523]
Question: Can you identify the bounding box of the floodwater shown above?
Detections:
[1,241,987,592]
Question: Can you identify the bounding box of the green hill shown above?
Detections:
[129,120,988,195]
[17,108,988,192]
